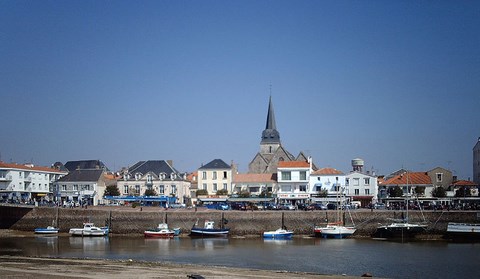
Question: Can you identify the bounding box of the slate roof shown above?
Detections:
[64,160,110,172]
[383,172,431,185]
[128,160,179,175]
[199,159,231,170]
[233,173,277,183]
[56,169,104,182]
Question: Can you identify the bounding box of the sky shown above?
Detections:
[1,0,479,179]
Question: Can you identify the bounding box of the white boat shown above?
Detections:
[34,226,59,234]
[144,223,180,238]
[263,228,293,239]
[314,222,356,239]
[446,222,480,240]
[69,223,109,236]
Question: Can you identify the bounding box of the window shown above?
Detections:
[300,171,307,180]
[365,189,370,195]
[317,177,320,181]
[353,178,360,186]
[159,185,165,194]
[354,189,360,195]
[213,183,218,191]
[223,171,227,179]
[345,178,349,186]
[62,185,67,191]
[171,185,177,195]
[202,183,207,190]
[281,171,291,180]
[364,178,370,185]
[299,185,307,192]
[84,185,90,191]
[436,173,443,182]
[73,185,78,191]
[124,185,128,194]
[280,185,292,192]
[223,183,227,190]
[213,171,217,180]
[135,185,140,194]
[202,172,207,179]
[315,186,322,192]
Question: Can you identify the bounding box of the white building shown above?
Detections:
[0,162,67,203]
[277,160,311,205]
[197,159,232,195]
[344,158,378,207]
[309,167,346,204]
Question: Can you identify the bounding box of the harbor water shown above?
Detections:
[0,235,478,279]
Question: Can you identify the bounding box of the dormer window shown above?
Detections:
[171,173,176,180]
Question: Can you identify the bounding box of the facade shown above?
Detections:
[198,159,232,195]
[276,160,312,205]
[426,167,453,190]
[309,167,346,204]
[474,137,480,185]
[0,162,67,203]
[118,160,191,205]
[232,173,277,196]
[54,169,115,206]
[345,171,378,207]
[380,171,433,200]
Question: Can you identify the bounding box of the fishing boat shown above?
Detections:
[263,228,293,239]
[445,222,480,240]
[144,223,180,238]
[34,226,59,234]
[190,220,229,237]
[69,223,109,236]
[314,178,356,239]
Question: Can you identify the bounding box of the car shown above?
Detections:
[373,203,386,209]
[265,203,278,210]
[308,203,327,210]
[297,203,309,210]
[279,203,295,210]
[326,203,337,210]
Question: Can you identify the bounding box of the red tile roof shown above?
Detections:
[277,161,310,168]
[0,161,66,173]
[383,172,431,185]
[233,173,277,183]
[311,167,343,175]
[452,180,478,187]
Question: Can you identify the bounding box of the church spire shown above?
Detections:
[261,96,280,144]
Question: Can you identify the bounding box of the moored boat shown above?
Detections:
[374,221,427,238]
[263,228,293,239]
[314,222,356,239]
[144,223,180,238]
[445,222,480,240]
[190,220,229,237]
[34,226,59,234]
[69,223,109,236]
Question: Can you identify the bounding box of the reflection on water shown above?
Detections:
[1,235,480,279]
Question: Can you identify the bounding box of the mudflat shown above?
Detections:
[0,256,362,279]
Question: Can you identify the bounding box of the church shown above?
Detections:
[248,96,315,174]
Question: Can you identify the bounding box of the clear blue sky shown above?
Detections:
[1,1,479,179]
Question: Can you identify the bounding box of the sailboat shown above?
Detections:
[314,178,356,239]
[374,171,427,239]
[263,212,293,239]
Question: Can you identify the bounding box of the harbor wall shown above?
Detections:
[1,205,479,237]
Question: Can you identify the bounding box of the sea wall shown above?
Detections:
[1,205,479,237]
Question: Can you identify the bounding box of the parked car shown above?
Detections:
[326,203,337,210]
[308,203,327,210]
[279,203,295,210]
[373,203,386,209]
[297,203,308,210]
[265,203,278,210]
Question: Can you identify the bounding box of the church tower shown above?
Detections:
[260,96,281,155]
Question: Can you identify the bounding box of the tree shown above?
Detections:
[455,186,471,198]
[196,189,208,196]
[216,189,229,195]
[317,189,328,197]
[104,185,120,197]
[414,186,425,196]
[259,189,272,198]
[238,190,251,198]
[431,186,447,198]
[388,186,403,197]
[144,189,157,196]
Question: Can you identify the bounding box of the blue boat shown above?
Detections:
[263,228,293,239]
[190,220,229,237]
[34,226,59,234]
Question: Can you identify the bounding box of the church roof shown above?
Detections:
[261,96,280,144]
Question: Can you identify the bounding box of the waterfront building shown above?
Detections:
[474,137,480,185]
[0,162,67,203]
[118,160,191,205]
[276,160,312,205]
[198,159,232,195]
[232,173,277,196]
[309,167,346,205]
[248,96,315,174]
[54,169,115,206]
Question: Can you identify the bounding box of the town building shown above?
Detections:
[197,159,232,195]
[345,158,379,207]
[0,162,67,204]
[309,167,346,204]
[474,137,480,185]
[117,160,191,205]
[276,160,312,205]
[232,173,277,196]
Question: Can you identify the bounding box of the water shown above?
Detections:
[1,235,479,279]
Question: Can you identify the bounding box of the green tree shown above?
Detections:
[414,186,425,196]
[144,188,157,196]
[104,185,120,197]
[431,186,447,198]
[388,186,403,197]
[216,189,229,195]
[196,189,208,196]
[317,189,328,197]
[455,186,471,197]
[259,189,272,198]
[238,190,251,198]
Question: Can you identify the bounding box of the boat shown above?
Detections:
[314,178,356,239]
[144,223,180,238]
[69,223,109,236]
[263,228,293,239]
[445,222,480,240]
[374,171,427,239]
[34,226,59,234]
[190,220,229,237]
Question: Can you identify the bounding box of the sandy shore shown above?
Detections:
[0,255,367,279]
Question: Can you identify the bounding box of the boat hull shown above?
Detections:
[314,225,356,239]
[144,231,175,238]
[189,228,230,237]
[34,228,59,234]
[263,232,293,239]
[69,227,109,237]
[445,223,480,241]
[374,223,427,239]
